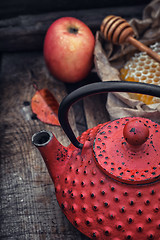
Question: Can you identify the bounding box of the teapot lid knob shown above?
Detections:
[123,119,149,146]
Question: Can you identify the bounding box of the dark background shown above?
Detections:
[0,0,150,19]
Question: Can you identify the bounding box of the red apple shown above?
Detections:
[43,17,95,83]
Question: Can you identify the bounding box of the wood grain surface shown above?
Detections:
[0,51,109,239]
[0,51,80,239]
[0,5,146,52]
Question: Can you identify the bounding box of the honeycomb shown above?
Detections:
[120,42,160,105]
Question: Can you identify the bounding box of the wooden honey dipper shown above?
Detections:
[100,15,160,63]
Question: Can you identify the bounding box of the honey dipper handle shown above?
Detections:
[127,36,160,63]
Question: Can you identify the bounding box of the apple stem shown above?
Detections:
[68,27,78,34]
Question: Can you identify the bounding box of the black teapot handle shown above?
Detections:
[58,81,160,149]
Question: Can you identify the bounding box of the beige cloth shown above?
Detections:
[94,0,160,122]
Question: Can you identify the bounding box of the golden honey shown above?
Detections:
[120,42,160,105]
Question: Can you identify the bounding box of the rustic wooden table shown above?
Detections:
[0,4,147,240]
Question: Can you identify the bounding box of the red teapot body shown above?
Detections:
[32,81,160,239]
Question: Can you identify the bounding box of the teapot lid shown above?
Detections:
[93,117,160,184]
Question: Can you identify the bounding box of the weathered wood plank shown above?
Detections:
[83,94,110,129]
[0,52,90,240]
[0,5,146,52]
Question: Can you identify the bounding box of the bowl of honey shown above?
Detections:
[120,42,160,105]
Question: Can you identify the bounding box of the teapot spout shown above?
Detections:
[32,130,67,182]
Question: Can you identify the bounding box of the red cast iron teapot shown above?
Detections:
[32,81,160,240]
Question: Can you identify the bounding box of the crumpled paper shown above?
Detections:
[94,0,160,123]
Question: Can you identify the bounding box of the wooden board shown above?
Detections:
[0,51,91,240]
[0,49,110,239]
[0,5,146,52]
[0,1,149,20]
